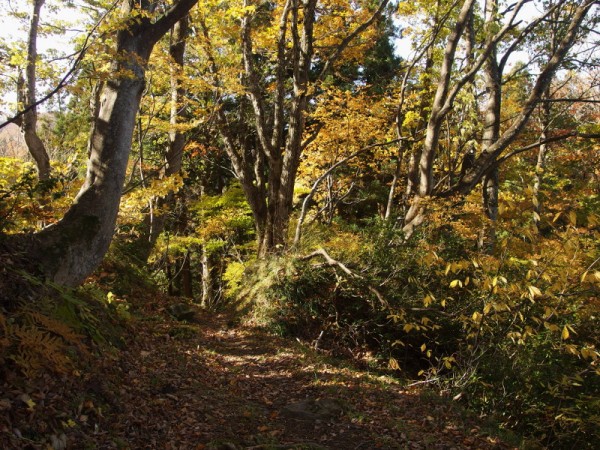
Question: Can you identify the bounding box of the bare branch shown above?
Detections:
[298,247,389,308]
[0,0,119,131]
[293,139,400,247]
[498,131,600,164]
[445,0,599,196]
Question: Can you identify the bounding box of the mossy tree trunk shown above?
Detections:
[4,0,199,289]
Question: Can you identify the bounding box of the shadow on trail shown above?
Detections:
[72,308,512,450]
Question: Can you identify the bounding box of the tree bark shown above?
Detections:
[181,250,193,298]
[533,2,561,229]
[6,0,199,288]
[403,0,477,237]
[533,96,550,227]
[200,245,219,308]
[477,0,501,252]
[21,0,51,181]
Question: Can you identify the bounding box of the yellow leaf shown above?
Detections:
[581,348,599,361]
[528,285,542,299]
[561,326,570,340]
[17,393,36,410]
[569,211,577,226]
[388,357,400,370]
[449,279,462,288]
[525,270,534,280]
[582,271,600,283]
[565,344,578,355]
[421,343,427,352]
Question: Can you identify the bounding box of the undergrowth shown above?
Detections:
[236,212,600,449]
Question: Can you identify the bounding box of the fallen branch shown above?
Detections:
[299,247,389,308]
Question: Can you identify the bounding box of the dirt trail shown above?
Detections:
[63,301,512,450]
[1,299,514,449]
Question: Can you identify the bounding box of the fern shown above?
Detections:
[0,272,105,380]
[11,324,72,377]
[27,310,88,354]
[1,307,90,379]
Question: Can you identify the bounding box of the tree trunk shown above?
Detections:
[477,0,501,253]
[533,112,549,227]
[181,251,193,298]
[6,0,199,288]
[200,245,217,308]
[205,0,388,257]
[138,16,189,262]
[21,0,51,180]
[533,4,559,228]
[403,0,476,236]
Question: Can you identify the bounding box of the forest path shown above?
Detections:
[0,298,515,449]
[63,296,514,450]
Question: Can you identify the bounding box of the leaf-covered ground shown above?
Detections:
[1,294,516,449]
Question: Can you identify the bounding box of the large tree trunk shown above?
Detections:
[5,0,199,288]
[21,0,51,180]
[203,0,388,257]
[241,0,316,257]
